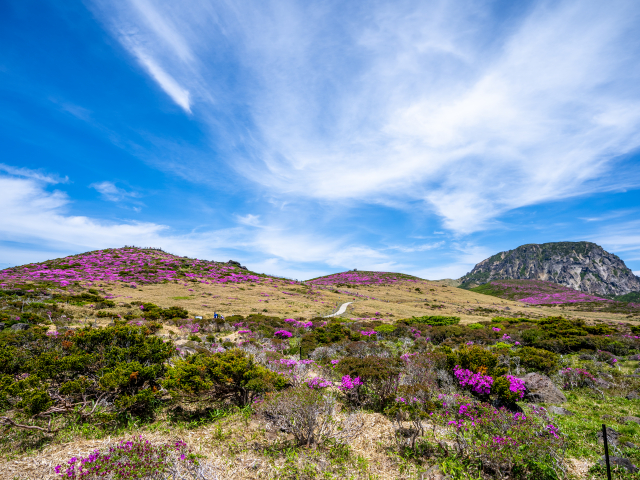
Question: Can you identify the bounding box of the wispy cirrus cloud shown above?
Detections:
[387,242,445,253]
[86,0,640,236]
[0,164,68,184]
[90,181,142,203]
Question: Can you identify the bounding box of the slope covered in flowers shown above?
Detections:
[305,270,420,286]
[469,279,610,304]
[0,247,265,288]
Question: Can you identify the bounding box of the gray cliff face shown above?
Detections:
[459,242,640,296]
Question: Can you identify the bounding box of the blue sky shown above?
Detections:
[1,0,640,280]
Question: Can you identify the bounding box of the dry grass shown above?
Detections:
[0,411,426,480]
[59,278,638,327]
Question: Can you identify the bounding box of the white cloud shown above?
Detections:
[0,175,399,279]
[86,0,640,235]
[134,50,192,113]
[236,214,261,227]
[588,222,640,274]
[387,242,444,253]
[0,164,68,184]
[579,210,637,222]
[90,181,141,202]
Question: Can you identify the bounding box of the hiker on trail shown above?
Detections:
[214,313,218,319]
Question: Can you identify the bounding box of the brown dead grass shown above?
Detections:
[0,412,426,480]
[60,278,637,328]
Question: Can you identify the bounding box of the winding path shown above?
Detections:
[323,301,353,318]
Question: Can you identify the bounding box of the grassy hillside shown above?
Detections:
[616,291,640,303]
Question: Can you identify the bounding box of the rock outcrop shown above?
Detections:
[459,242,640,296]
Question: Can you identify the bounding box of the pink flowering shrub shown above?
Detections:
[54,437,213,479]
[306,377,332,389]
[338,375,363,392]
[595,349,618,366]
[359,330,376,337]
[274,330,293,339]
[453,365,493,396]
[428,397,566,478]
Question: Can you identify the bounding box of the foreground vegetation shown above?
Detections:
[0,248,639,479]
[1,279,639,479]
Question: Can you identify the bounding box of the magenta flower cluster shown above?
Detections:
[504,375,526,399]
[274,330,293,339]
[338,375,363,391]
[306,377,332,389]
[453,365,493,395]
[54,436,196,479]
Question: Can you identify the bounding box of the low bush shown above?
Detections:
[0,323,173,432]
[337,356,403,410]
[450,345,505,377]
[163,348,288,406]
[428,398,566,479]
[517,346,560,375]
[374,324,397,334]
[258,387,364,447]
[557,367,598,390]
[401,315,460,326]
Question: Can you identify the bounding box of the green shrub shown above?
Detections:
[337,356,402,410]
[492,376,521,403]
[516,346,559,374]
[374,324,397,334]
[401,315,460,326]
[0,323,174,430]
[584,324,615,335]
[491,317,532,324]
[467,323,484,329]
[450,345,505,377]
[163,349,288,406]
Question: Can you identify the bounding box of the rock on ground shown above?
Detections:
[626,391,639,400]
[620,416,640,425]
[598,456,639,473]
[10,323,29,331]
[521,373,567,404]
[549,406,574,416]
[597,426,620,446]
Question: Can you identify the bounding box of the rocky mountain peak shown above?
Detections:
[459,241,640,296]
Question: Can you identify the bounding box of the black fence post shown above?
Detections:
[300,345,303,360]
[602,424,612,480]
